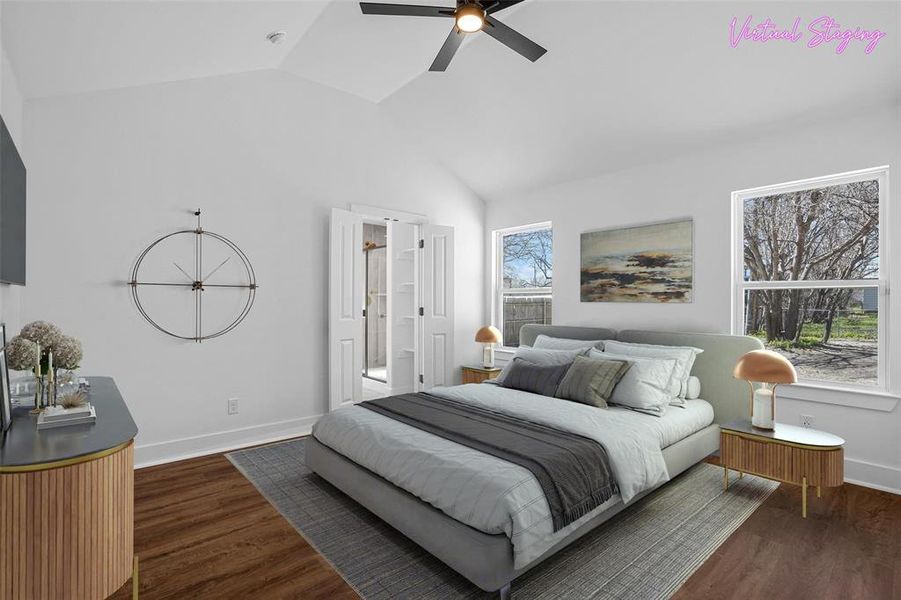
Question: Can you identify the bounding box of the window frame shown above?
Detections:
[731,166,890,393]
[492,221,553,350]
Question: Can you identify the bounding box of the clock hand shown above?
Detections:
[173,262,194,282]
[203,257,231,282]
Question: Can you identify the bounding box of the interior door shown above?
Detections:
[387,221,418,395]
[420,224,455,390]
[329,208,364,411]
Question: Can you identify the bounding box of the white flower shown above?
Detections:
[5,335,40,371]
[54,336,83,370]
[20,321,63,350]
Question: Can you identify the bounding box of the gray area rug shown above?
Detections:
[227,438,777,599]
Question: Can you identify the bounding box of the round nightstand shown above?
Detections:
[720,418,845,518]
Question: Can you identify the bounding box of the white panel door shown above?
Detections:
[387,221,418,395]
[329,208,363,411]
[420,224,454,390]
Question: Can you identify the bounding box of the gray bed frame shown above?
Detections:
[307,325,763,598]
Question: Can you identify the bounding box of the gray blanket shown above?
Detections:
[361,393,617,532]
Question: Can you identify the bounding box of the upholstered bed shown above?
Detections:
[307,325,763,597]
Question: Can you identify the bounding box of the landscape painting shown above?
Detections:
[581,219,693,303]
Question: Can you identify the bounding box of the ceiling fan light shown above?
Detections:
[455,4,485,33]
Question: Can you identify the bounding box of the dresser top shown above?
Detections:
[0,377,138,469]
[721,418,844,448]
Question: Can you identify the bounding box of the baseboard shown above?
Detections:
[845,457,901,495]
[134,414,322,469]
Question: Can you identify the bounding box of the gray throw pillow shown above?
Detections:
[501,358,572,397]
[555,356,632,408]
[495,347,587,385]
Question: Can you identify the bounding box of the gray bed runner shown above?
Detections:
[361,393,617,531]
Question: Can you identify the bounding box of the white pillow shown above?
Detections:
[495,347,587,385]
[589,349,677,416]
[602,340,703,401]
[686,376,701,400]
[532,334,606,351]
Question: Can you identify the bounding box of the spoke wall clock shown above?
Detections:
[128,210,257,342]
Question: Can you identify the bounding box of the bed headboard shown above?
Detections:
[517,324,763,424]
[519,324,616,346]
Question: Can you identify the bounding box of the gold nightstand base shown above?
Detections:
[724,466,830,518]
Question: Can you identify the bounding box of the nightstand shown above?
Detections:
[462,366,502,384]
[720,419,845,518]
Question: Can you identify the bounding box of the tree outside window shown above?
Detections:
[496,225,553,347]
[736,170,886,388]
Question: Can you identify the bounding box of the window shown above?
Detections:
[732,167,888,390]
[494,223,553,347]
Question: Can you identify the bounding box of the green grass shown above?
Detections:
[750,313,878,348]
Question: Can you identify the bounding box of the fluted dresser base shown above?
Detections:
[0,441,134,600]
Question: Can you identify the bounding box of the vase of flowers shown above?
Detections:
[5,321,83,412]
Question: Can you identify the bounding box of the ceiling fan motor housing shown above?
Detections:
[455,3,486,32]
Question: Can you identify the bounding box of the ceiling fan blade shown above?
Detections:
[359,3,454,17]
[429,27,465,71]
[486,0,526,15]
[483,16,546,62]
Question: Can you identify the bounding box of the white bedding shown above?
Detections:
[311,384,713,569]
[622,398,715,448]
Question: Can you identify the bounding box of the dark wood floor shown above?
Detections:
[110,453,356,600]
[112,450,901,599]
[676,460,901,600]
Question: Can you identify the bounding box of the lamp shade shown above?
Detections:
[733,349,798,384]
[475,325,502,344]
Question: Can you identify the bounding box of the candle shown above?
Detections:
[752,385,775,429]
[47,349,55,406]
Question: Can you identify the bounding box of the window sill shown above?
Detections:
[775,382,899,412]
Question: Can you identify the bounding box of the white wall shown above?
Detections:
[486,106,901,492]
[23,69,484,466]
[0,4,26,332]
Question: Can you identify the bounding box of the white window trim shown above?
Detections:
[731,165,892,400]
[492,221,553,350]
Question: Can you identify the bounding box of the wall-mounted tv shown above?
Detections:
[0,114,25,286]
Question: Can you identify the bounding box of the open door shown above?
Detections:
[420,224,455,390]
[329,208,364,411]
[387,221,418,395]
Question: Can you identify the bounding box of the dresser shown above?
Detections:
[0,377,139,599]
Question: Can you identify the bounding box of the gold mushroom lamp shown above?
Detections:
[733,349,798,430]
[475,326,502,368]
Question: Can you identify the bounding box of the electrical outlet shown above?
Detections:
[800,414,814,428]
[228,398,239,415]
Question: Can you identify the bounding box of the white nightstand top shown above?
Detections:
[721,418,844,448]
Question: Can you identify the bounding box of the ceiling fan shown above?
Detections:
[359,1,547,71]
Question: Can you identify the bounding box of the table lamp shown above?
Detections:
[733,349,797,430]
[475,326,502,368]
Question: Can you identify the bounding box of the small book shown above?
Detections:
[37,405,97,430]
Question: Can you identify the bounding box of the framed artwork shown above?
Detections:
[0,324,10,433]
[581,218,693,303]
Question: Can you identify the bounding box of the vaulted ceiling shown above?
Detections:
[3,1,900,198]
